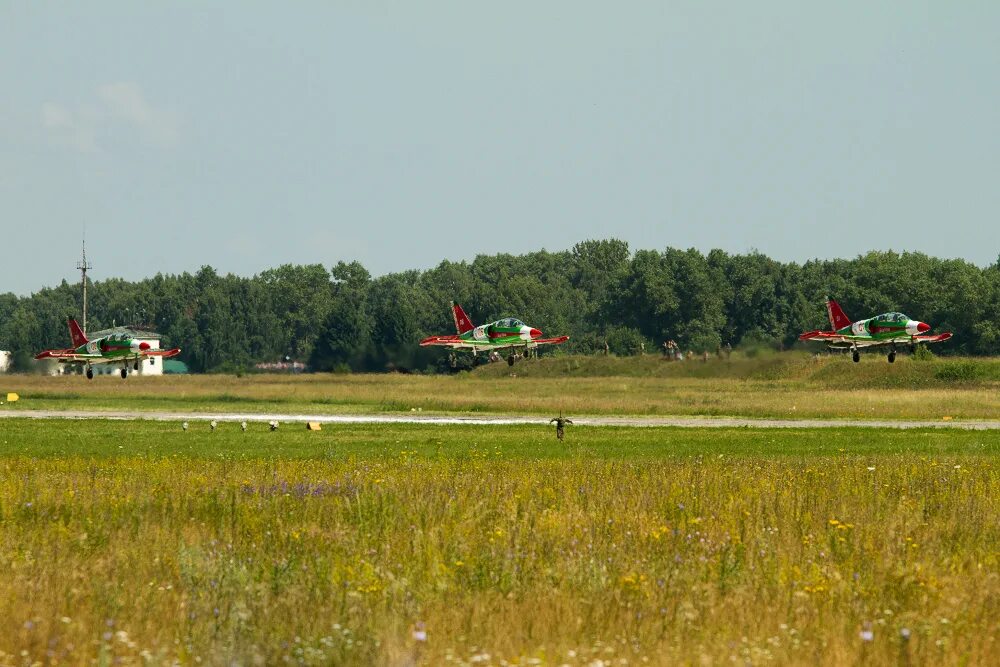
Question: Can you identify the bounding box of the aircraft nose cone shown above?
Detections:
[529,328,542,339]
[139,341,150,351]
[917,321,930,333]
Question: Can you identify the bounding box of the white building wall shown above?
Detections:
[137,337,164,376]
[0,351,11,373]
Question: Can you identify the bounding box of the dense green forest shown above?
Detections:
[2,240,998,372]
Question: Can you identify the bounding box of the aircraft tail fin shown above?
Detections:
[68,316,88,347]
[451,302,474,335]
[825,297,852,331]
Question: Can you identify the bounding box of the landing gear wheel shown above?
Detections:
[888,351,896,363]
[86,368,93,380]
[133,362,139,371]
[508,354,516,367]
[852,350,860,363]
[120,368,128,379]
[149,358,155,366]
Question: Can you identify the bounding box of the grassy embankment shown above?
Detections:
[0,419,997,665]
[4,352,1000,420]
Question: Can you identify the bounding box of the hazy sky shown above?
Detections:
[3,2,998,295]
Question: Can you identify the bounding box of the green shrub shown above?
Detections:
[934,360,981,382]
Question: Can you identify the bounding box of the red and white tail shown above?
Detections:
[67,317,88,347]
[825,297,852,331]
[451,302,474,335]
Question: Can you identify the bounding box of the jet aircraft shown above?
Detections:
[798,297,952,363]
[420,303,568,366]
[35,317,181,379]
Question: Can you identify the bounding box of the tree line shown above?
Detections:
[2,240,998,372]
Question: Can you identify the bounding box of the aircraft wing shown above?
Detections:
[35,352,140,366]
[799,330,885,349]
[34,349,102,363]
[911,333,953,344]
[35,348,182,363]
[471,336,571,352]
[143,348,181,358]
[419,335,569,351]
[419,335,476,349]
[799,331,953,348]
[798,331,854,345]
[527,336,569,347]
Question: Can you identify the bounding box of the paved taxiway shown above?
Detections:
[2,409,1000,429]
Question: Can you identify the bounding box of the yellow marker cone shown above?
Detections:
[306,421,322,431]
[6,393,18,402]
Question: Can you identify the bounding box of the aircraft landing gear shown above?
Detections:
[507,353,516,367]
[852,349,860,363]
[133,361,139,371]
[86,367,93,380]
[120,367,128,379]
[888,351,896,363]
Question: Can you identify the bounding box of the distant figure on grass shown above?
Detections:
[550,414,574,441]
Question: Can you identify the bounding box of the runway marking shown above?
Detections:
[3,409,1000,429]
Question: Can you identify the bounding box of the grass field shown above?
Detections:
[1,419,997,665]
[5,352,1000,420]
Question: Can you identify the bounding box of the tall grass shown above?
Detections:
[0,420,997,665]
[4,353,1000,420]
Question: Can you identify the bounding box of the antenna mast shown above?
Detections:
[76,234,92,334]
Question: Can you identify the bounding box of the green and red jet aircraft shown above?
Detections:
[420,303,568,366]
[799,297,952,363]
[35,316,180,379]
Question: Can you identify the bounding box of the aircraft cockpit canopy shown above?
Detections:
[873,312,908,322]
[496,318,525,328]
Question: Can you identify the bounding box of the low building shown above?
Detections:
[254,360,306,373]
[0,351,11,373]
[163,359,189,374]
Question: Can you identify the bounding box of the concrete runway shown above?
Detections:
[2,408,1000,429]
